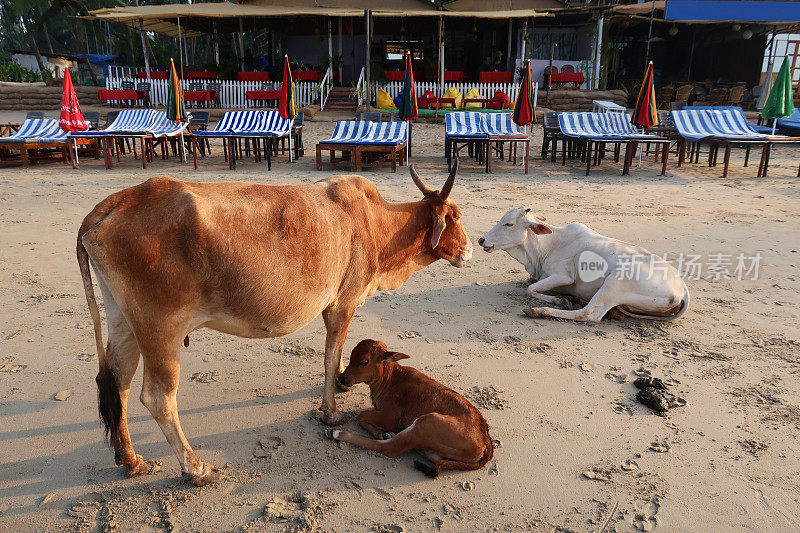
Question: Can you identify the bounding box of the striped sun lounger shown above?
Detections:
[483,113,530,174]
[445,112,489,172]
[193,111,263,137]
[0,119,67,143]
[776,108,800,135]
[321,121,374,143]
[147,111,188,138]
[670,109,799,178]
[683,106,773,134]
[355,122,409,172]
[558,112,669,176]
[317,121,407,172]
[70,109,157,137]
[0,118,77,168]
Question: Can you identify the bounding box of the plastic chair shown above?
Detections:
[25,111,45,120]
[121,80,135,90]
[560,64,575,73]
[83,111,100,130]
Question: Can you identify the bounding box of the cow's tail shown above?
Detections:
[413,418,494,478]
[618,281,691,322]
[77,204,121,446]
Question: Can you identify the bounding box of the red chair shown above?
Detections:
[418,90,436,109]
[487,90,509,110]
[543,66,557,85]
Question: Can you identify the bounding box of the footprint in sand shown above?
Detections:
[632,498,660,531]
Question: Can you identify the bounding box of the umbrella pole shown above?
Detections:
[289,131,293,162]
[644,0,655,69]
[180,131,187,163]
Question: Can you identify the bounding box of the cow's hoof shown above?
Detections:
[524,307,544,318]
[124,455,160,478]
[323,428,343,440]
[186,463,220,486]
[318,409,350,426]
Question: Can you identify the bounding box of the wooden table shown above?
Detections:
[97,89,147,106]
[184,90,218,107]
[245,89,281,107]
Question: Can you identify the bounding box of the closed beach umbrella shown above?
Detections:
[167,58,188,162]
[513,59,534,127]
[279,55,297,121]
[59,68,87,164]
[279,55,297,161]
[397,50,417,160]
[632,61,658,129]
[761,56,794,133]
[397,51,418,121]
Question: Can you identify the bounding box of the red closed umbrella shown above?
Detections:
[59,68,86,167]
[59,68,86,132]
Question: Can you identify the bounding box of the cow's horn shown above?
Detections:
[439,159,458,200]
[410,165,435,197]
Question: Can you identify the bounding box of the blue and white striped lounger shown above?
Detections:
[360,121,407,145]
[776,108,800,135]
[193,111,264,137]
[445,112,486,138]
[670,109,767,142]
[482,113,526,137]
[0,119,67,143]
[256,111,294,138]
[684,106,773,134]
[322,121,374,143]
[146,111,188,138]
[558,112,627,141]
[70,109,157,137]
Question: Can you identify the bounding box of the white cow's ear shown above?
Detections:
[526,219,552,235]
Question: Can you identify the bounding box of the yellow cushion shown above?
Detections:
[464,88,482,110]
[377,88,397,110]
[442,86,462,110]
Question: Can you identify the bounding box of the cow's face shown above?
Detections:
[338,339,409,388]
[479,207,550,252]
[410,163,472,268]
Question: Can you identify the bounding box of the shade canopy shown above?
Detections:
[87,0,559,38]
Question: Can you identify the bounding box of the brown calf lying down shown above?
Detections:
[325,339,493,477]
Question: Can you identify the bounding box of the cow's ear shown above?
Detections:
[383,351,410,362]
[526,219,552,235]
[431,215,446,248]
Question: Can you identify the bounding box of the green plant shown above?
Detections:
[0,61,44,82]
[318,54,342,72]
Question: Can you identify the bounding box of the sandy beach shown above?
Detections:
[0,114,799,532]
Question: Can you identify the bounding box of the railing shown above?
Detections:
[374,81,539,109]
[355,67,366,107]
[104,75,318,109]
[319,66,333,111]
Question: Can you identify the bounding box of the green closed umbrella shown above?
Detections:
[761,56,794,134]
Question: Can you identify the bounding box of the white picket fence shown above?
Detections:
[104,75,319,109]
[373,81,539,107]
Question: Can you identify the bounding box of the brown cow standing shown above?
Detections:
[326,339,493,477]
[77,165,472,485]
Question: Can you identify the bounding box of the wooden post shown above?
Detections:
[593,16,603,90]
[238,18,245,72]
[365,10,371,109]
[438,16,444,97]
[506,18,513,72]
[214,21,220,65]
[328,18,333,69]
[177,17,185,78]
[338,17,343,82]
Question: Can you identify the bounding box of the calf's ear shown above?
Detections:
[383,351,411,362]
[431,215,446,248]
[526,219,552,235]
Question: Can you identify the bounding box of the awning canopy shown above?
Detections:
[664,0,800,22]
[87,0,559,38]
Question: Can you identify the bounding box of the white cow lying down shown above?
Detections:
[479,207,689,323]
